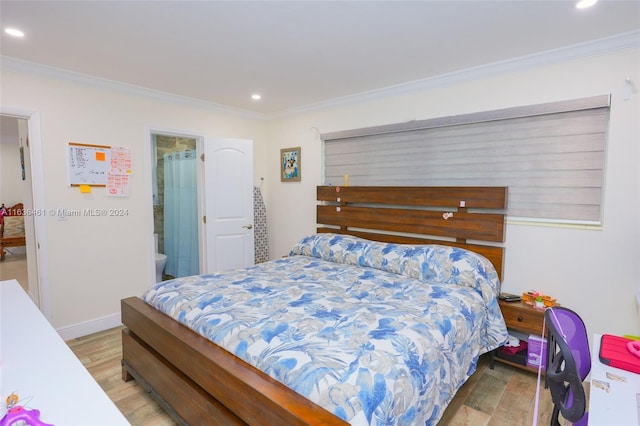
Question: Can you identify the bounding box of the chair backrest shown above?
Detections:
[545,306,591,425]
[0,203,25,237]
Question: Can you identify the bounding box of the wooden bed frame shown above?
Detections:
[0,203,26,261]
[121,186,507,425]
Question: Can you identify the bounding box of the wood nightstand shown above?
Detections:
[495,299,548,373]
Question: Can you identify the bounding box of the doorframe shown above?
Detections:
[1,107,52,320]
[145,126,206,282]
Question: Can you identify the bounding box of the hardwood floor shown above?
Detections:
[67,326,177,426]
[67,326,563,425]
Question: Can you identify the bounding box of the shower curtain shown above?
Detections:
[163,149,199,278]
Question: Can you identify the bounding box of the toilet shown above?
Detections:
[154,233,167,282]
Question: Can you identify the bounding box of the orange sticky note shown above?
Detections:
[95,152,106,161]
[79,185,92,193]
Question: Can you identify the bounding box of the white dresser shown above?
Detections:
[1,279,129,425]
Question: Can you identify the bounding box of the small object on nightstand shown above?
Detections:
[499,293,522,302]
[526,334,547,369]
[522,291,557,307]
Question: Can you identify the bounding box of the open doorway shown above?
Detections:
[0,114,38,302]
[148,131,255,284]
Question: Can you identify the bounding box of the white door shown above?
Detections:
[204,138,254,272]
[18,118,40,305]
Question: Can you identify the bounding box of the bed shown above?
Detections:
[121,186,508,425]
[0,202,26,261]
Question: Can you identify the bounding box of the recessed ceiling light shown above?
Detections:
[5,28,25,38]
[251,94,261,101]
[576,0,597,9]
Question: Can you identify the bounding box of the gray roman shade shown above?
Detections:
[322,95,610,224]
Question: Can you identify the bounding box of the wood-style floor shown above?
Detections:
[0,252,29,292]
[67,326,564,425]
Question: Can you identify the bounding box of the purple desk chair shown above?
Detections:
[545,307,591,426]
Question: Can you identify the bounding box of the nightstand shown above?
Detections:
[495,299,548,373]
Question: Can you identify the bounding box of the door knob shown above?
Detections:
[243,224,253,229]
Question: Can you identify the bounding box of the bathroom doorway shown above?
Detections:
[152,133,199,280]
[149,130,255,284]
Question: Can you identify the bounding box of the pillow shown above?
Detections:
[289,233,368,267]
[290,233,500,302]
[2,216,25,238]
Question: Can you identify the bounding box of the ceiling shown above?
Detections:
[1,1,639,115]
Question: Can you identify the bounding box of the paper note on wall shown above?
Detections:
[106,174,130,197]
[109,146,133,175]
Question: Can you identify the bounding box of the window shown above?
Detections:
[322,95,610,224]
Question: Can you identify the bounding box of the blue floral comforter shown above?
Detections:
[142,233,508,425]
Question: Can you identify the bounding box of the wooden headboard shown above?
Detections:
[317,186,507,280]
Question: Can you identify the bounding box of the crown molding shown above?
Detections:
[272,30,640,119]
[2,30,638,121]
[1,56,266,120]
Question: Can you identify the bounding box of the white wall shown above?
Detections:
[0,66,268,335]
[265,47,640,338]
[1,45,638,341]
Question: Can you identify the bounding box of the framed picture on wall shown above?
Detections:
[280,147,301,182]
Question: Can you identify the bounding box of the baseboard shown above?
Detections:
[56,312,122,341]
